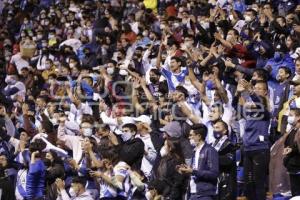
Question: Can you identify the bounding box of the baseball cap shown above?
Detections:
[160,121,182,138]
[133,115,151,125]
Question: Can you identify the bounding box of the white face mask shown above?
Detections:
[5,76,16,85]
[189,139,197,147]
[173,22,180,28]
[200,21,210,29]
[107,67,114,75]
[244,15,252,22]
[229,15,234,21]
[121,131,132,142]
[160,145,168,157]
[119,69,128,76]
[226,35,233,41]
[142,31,148,37]
[83,128,93,137]
[287,116,296,125]
[69,63,76,68]
[160,24,166,30]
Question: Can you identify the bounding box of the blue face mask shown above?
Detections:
[213,131,222,139]
[274,52,282,62]
[206,80,215,90]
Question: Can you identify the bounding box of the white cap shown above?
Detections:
[133,115,151,125]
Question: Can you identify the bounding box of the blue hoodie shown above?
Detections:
[26,159,46,199]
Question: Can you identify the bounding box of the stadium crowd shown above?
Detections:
[0,0,300,199]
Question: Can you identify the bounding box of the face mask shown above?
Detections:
[274,52,282,62]
[45,63,51,69]
[145,191,153,200]
[121,131,132,142]
[48,34,55,39]
[160,24,166,30]
[206,80,215,90]
[213,131,222,139]
[189,139,197,147]
[44,158,52,167]
[160,145,168,157]
[173,22,180,29]
[69,63,76,68]
[287,116,295,125]
[83,128,93,137]
[5,76,16,85]
[24,20,29,24]
[120,69,128,76]
[200,22,210,29]
[229,15,234,21]
[244,15,252,22]
[142,31,148,37]
[150,77,158,84]
[250,79,256,86]
[107,67,114,75]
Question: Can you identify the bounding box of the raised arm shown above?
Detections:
[188,66,210,105]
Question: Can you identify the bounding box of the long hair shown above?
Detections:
[166,138,184,163]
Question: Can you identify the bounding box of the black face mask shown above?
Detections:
[44,158,52,167]
[135,53,142,58]
[250,79,257,86]
[150,77,158,84]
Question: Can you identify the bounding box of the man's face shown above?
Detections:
[209,106,221,122]
[36,98,46,109]
[254,82,267,97]
[226,30,236,43]
[276,68,289,82]
[80,122,93,136]
[21,69,29,77]
[0,155,8,168]
[276,17,285,27]
[184,37,194,48]
[47,102,56,114]
[71,183,82,196]
[170,59,180,72]
[189,130,201,143]
[20,131,29,141]
[293,84,300,96]
[213,121,226,135]
[96,127,109,138]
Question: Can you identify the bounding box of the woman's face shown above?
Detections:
[286,36,293,50]
[46,152,54,162]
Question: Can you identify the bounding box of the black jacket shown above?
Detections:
[156,156,187,200]
[213,138,237,200]
[120,138,145,171]
[284,129,300,174]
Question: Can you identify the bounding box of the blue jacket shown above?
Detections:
[190,143,219,196]
[265,54,295,81]
[26,159,46,199]
[243,94,270,151]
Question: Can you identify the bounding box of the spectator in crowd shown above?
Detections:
[178,123,219,200]
[212,120,237,200]
[0,1,300,199]
[283,108,300,197]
